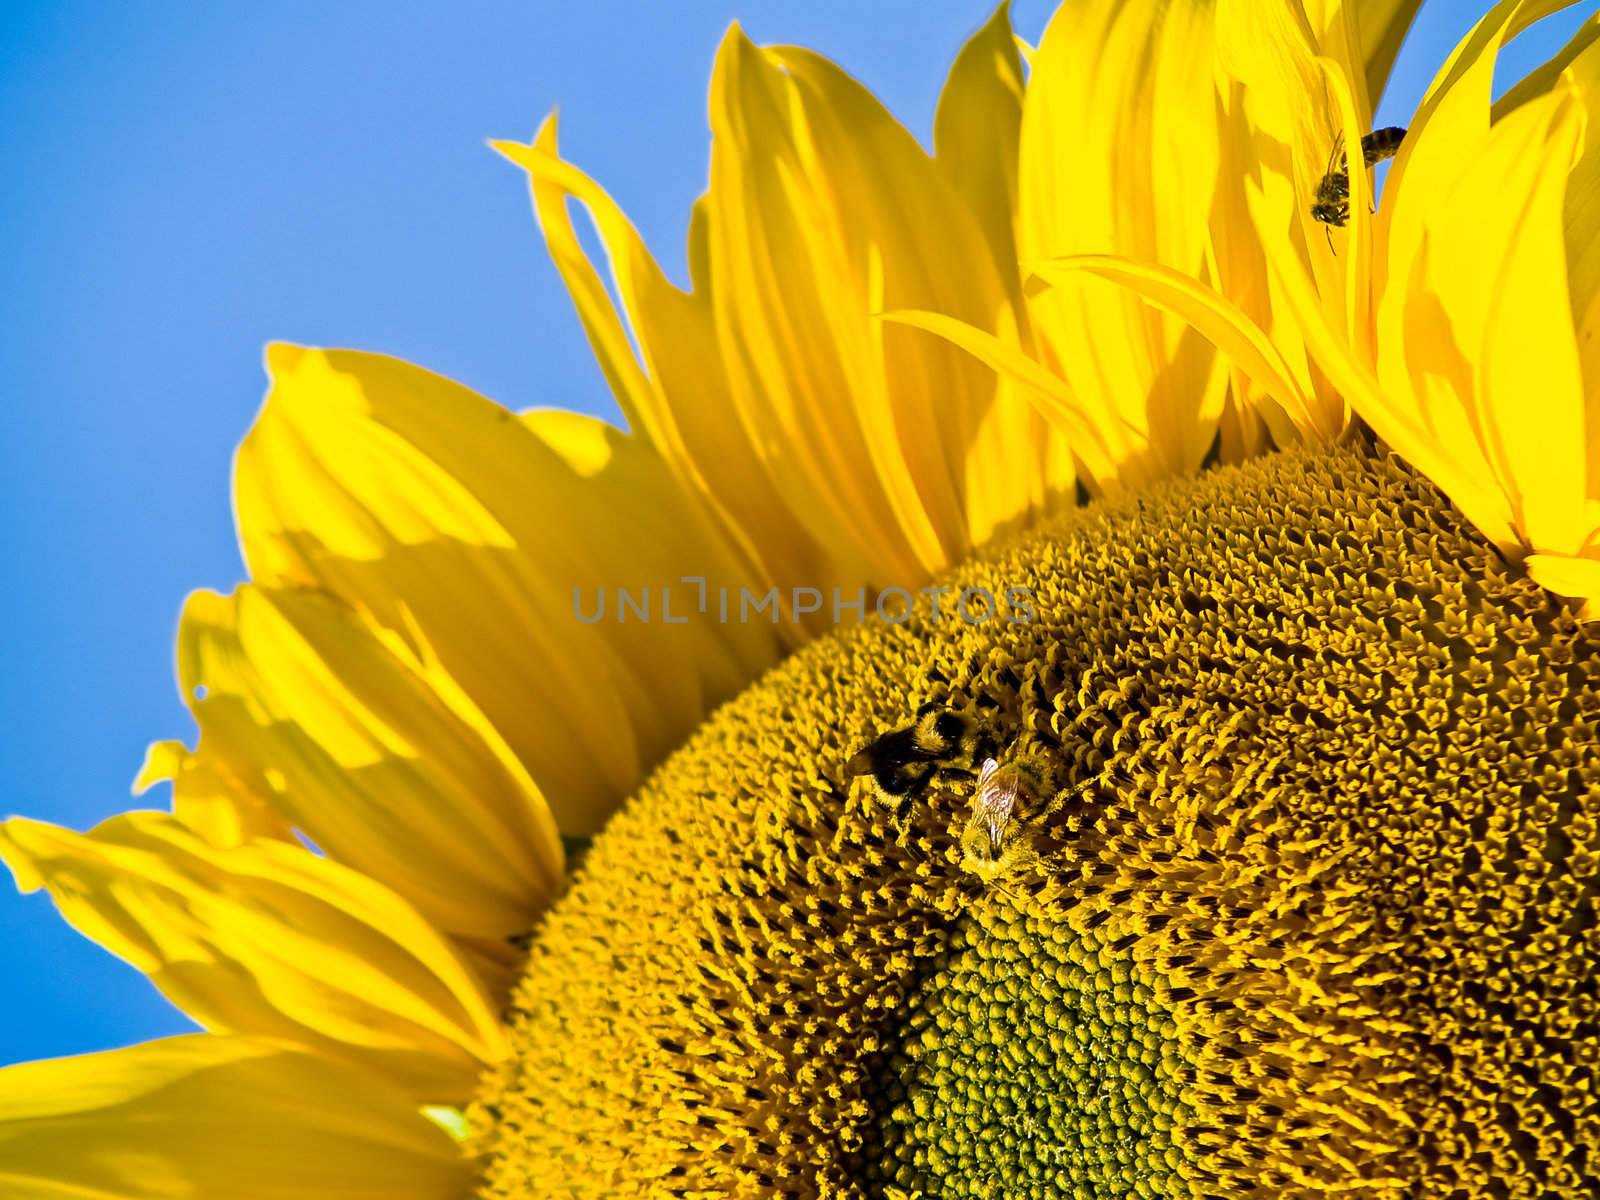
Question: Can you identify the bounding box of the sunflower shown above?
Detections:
[5,1,1600,1197]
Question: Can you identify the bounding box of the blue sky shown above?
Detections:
[1,0,1594,1068]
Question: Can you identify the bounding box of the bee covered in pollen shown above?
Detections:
[958,755,1075,890]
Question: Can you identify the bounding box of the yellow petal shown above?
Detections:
[506,34,1073,611]
[1357,0,1426,106]
[236,345,634,814]
[1387,0,1579,249]
[1019,0,1229,481]
[177,585,561,941]
[1028,256,1324,439]
[933,3,1025,295]
[1207,75,1315,451]
[516,405,780,720]
[1242,176,1520,549]
[1473,87,1589,555]
[1210,0,1365,437]
[918,5,1082,533]
[1378,58,1587,557]
[1417,0,1580,113]
[497,122,818,617]
[958,373,1079,548]
[1491,10,1600,120]
[880,308,1119,490]
[1289,1,1397,122]
[0,1036,473,1199]
[1512,22,1600,479]
[1215,0,1370,322]
[133,739,293,847]
[0,813,507,1102]
[1319,53,1377,372]
[1527,550,1600,617]
[707,26,1027,581]
[843,80,1074,557]
[1571,151,1600,506]
[133,739,186,793]
[235,345,764,833]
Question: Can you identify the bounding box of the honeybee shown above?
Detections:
[1310,125,1407,229]
[959,753,1104,894]
[959,757,1049,885]
[846,704,992,809]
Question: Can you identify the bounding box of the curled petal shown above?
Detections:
[1028,257,1325,440]
[497,124,816,614]
[881,308,1120,490]
[134,738,292,847]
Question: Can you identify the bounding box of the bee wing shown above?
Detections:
[1325,129,1345,175]
[977,757,1000,788]
[972,758,1017,846]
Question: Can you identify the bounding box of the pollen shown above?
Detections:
[473,445,1600,1199]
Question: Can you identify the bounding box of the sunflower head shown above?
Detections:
[476,445,1600,1198]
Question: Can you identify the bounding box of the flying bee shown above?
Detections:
[846,704,992,812]
[1310,125,1407,230]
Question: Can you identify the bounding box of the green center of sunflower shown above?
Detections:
[473,445,1600,1199]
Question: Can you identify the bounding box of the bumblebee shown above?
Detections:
[1310,125,1406,228]
[845,703,992,808]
